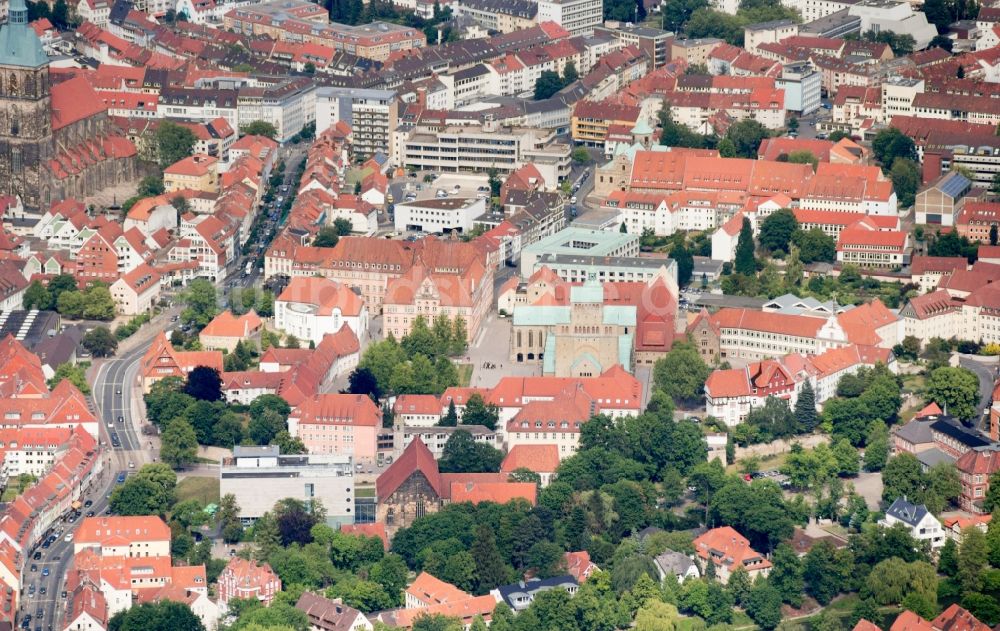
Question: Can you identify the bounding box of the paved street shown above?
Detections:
[959,354,999,433]
[467,315,539,389]
[18,308,182,629]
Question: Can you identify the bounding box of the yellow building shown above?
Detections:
[163,154,220,193]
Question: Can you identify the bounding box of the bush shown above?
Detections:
[115,313,151,340]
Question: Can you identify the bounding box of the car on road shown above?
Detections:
[29,564,36,572]
[117,416,123,423]
[27,585,34,595]
[63,533,72,543]
[32,552,40,560]
[116,472,126,484]
[570,196,577,204]
[170,315,179,322]
[41,568,48,577]
[86,511,95,517]
[128,461,135,469]
[39,587,45,595]
[84,500,92,508]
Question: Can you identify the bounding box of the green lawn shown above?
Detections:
[176,476,220,505]
[456,363,473,387]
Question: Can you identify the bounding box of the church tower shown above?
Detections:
[0,0,52,209]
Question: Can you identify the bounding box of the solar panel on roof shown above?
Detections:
[938,172,971,199]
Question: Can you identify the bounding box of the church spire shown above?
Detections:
[9,0,28,25]
[0,0,49,68]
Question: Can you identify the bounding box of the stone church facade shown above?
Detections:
[0,0,137,210]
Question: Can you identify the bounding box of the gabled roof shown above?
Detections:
[884,496,931,527]
[501,444,559,474]
[375,437,443,500]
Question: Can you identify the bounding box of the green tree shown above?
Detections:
[746,578,783,630]
[957,527,989,593]
[670,239,694,286]
[534,70,565,100]
[662,0,709,31]
[241,120,279,139]
[871,127,917,169]
[461,393,499,430]
[440,400,458,427]
[725,120,769,158]
[218,493,244,543]
[938,537,959,577]
[155,121,198,169]
[746,396,797,440]
[787,150,818,170]
[48,362,91,394]
[926,366,980,421]
[184,366,223,402]
[653,342,711,405]
[138,175,165,197]
[333,217,353,235]
[734,217,756,275]
[792,228,837,263]
[571,147,591,165]
[769,543,804,606]
[181,278,218,328]
[759,208,798,254]
[635,600,679,631]
[864,421,890,471]
[471,524,509,594]
[794,380,817,433]
[109,600,206,631]
[24,280,52,310]
[313,227,340,247]
[438,430,503,473]
[803,541,844,605]
[890,158,921,208]
[881,452,924,503]
[160,418,198,468]
[83,326,118,357]
[863,558,937,607]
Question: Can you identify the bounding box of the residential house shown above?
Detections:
[879,496,945,550]
[199,310,263,352]
[693,526,772,583]
[217,557,282,611]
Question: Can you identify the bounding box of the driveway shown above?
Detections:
[852,471,884,509]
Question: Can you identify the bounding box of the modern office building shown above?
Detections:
[536,0,602,35]
[219,446,356,525]
[519,227,640,273]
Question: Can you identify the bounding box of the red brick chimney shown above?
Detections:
[923,151,943,184]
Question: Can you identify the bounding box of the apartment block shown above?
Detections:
[315,87,397,160]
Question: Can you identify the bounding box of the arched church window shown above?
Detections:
[23,75,34,97]
[7,74,16,97]
[11,148,21,172]
[10,116,17,136]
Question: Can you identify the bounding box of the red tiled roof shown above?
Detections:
[932,606,991,631]
[501,445,560,474]
[375,438,442,500]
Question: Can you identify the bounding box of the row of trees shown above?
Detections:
[24,275,117,321]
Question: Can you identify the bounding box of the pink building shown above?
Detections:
[288,394,381,463]
[217,557,282,609]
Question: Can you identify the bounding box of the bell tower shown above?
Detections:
[0,0,52,209]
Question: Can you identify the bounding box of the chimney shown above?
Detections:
[922,151,943,184]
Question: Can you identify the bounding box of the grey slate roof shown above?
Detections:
[493,576,578,608]
[884,496,929,527]
[893,417,935,447]
[654,550,698,578]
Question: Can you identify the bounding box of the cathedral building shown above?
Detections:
[0,0,138,209]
